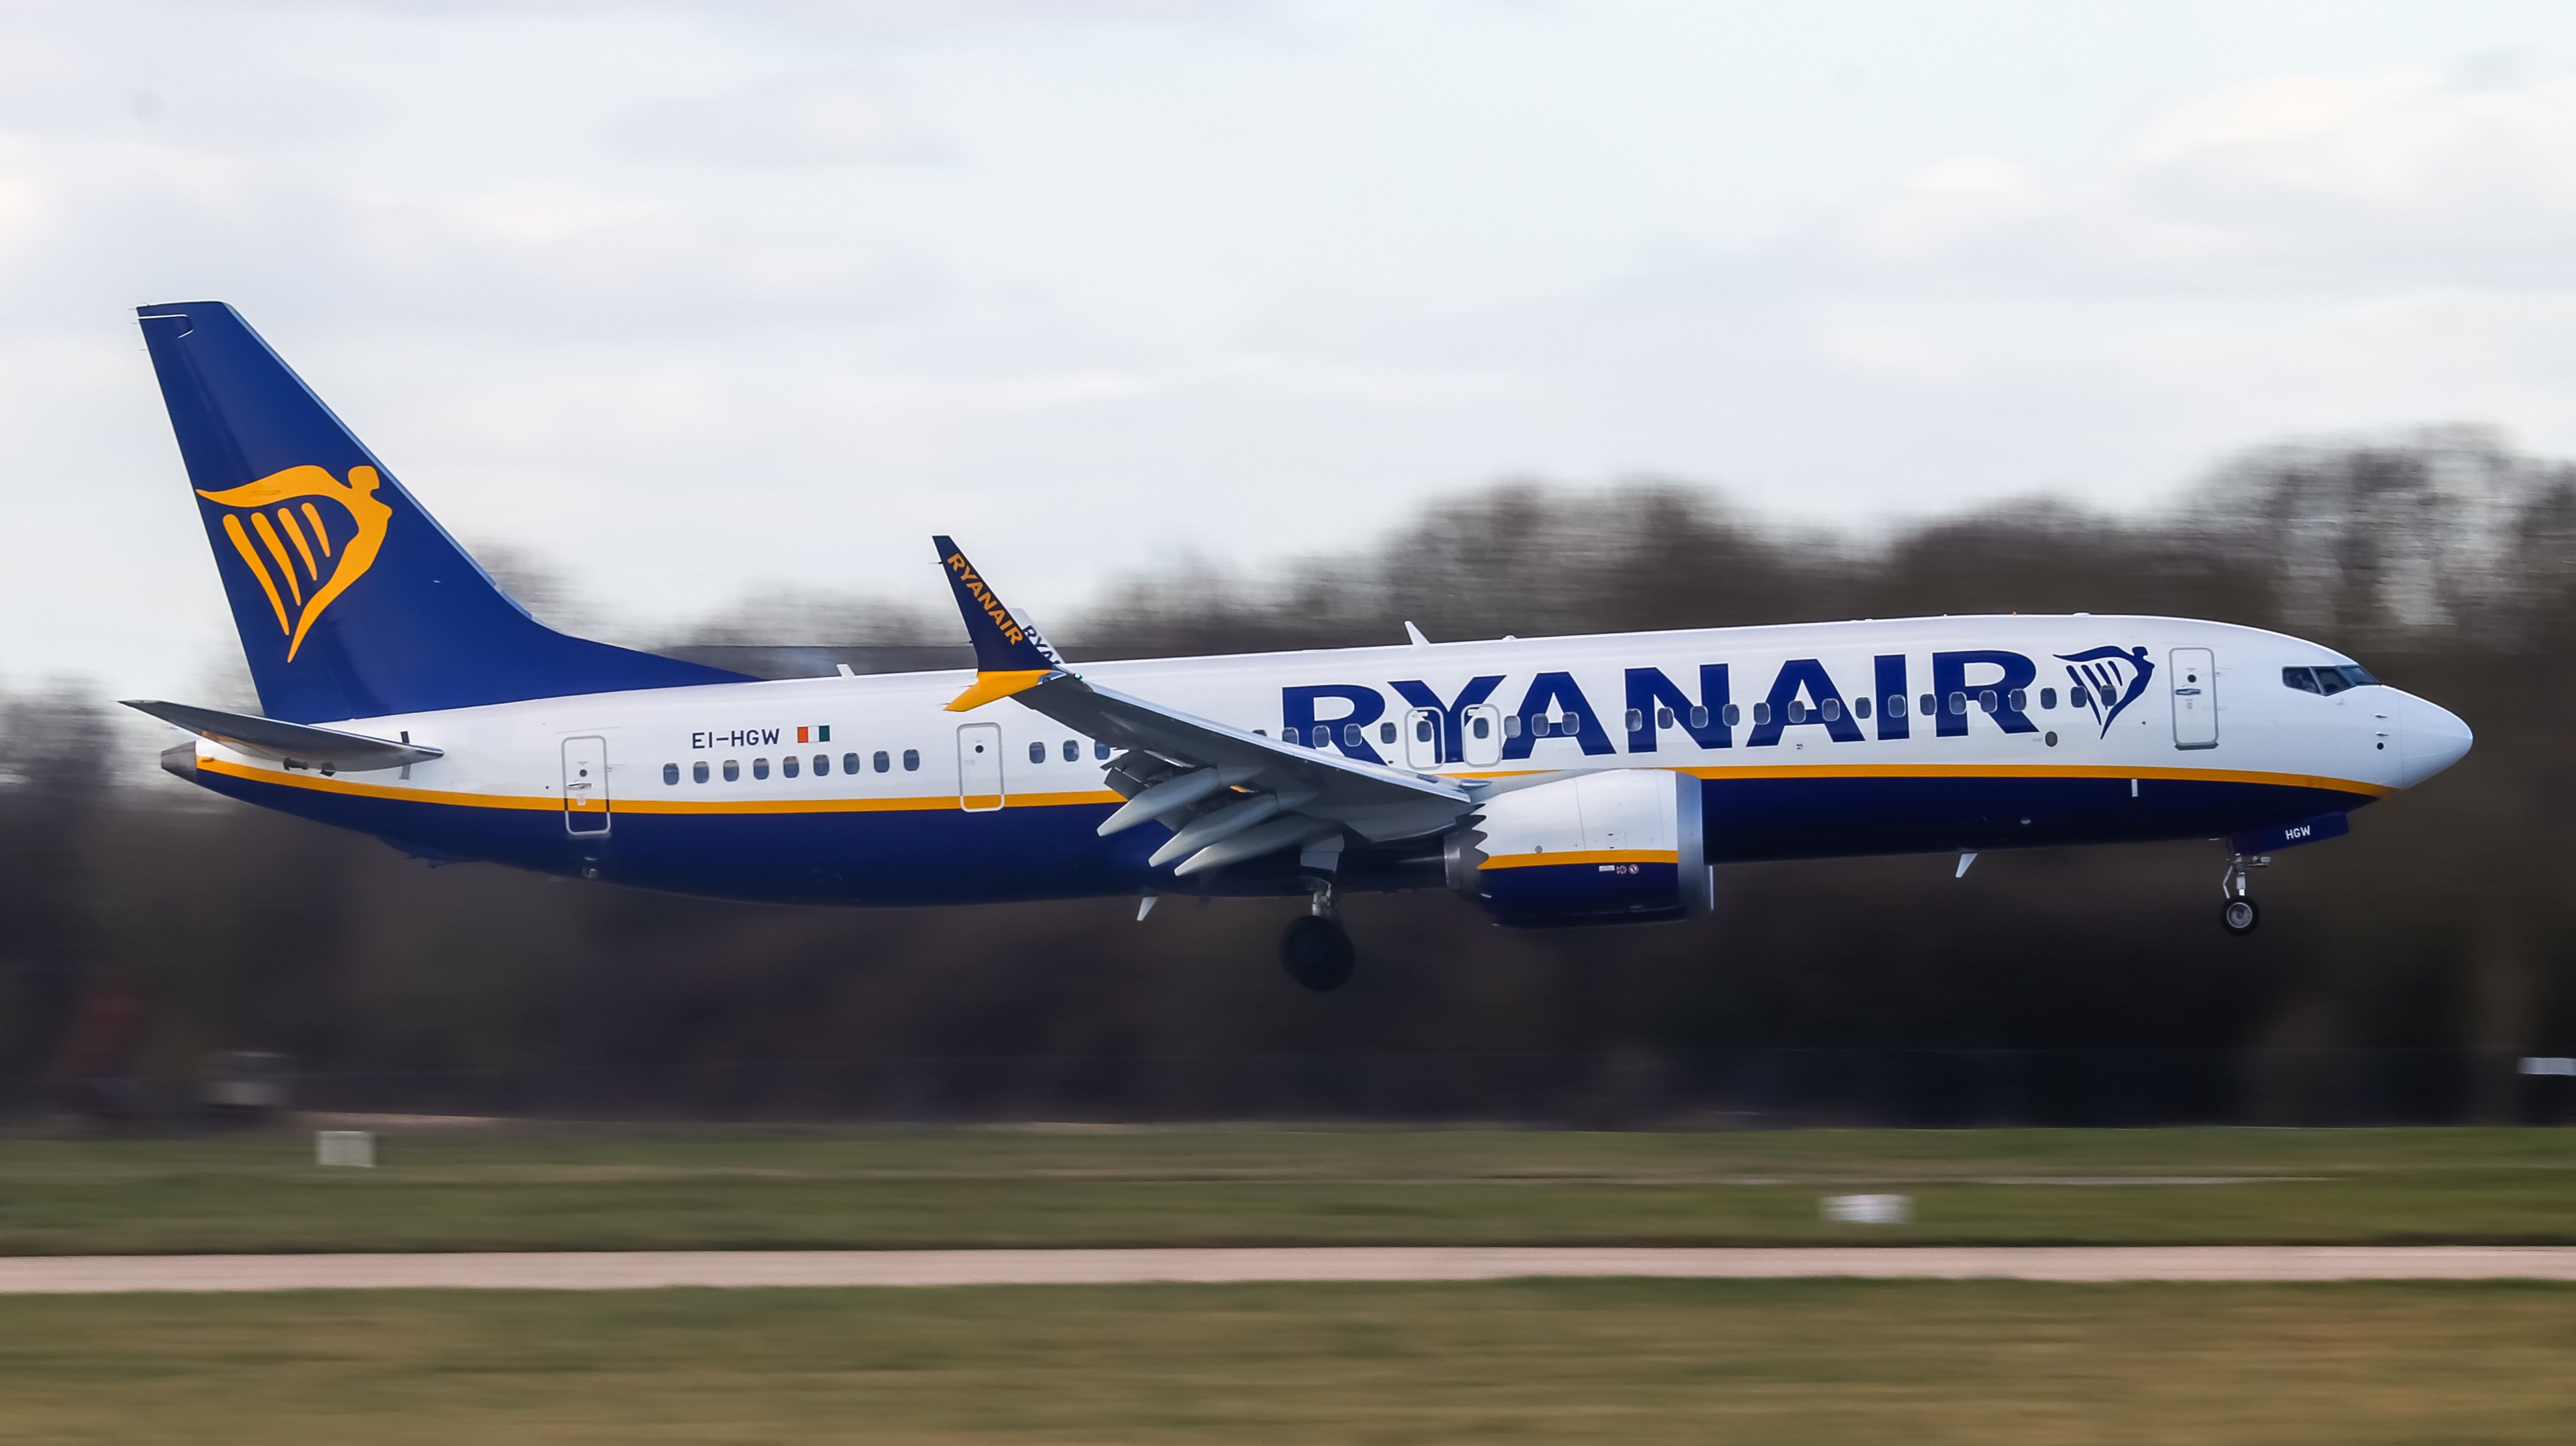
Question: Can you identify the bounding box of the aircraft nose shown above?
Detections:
[2391,690,2473,787]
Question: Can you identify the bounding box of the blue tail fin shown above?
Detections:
[138,302,747,722]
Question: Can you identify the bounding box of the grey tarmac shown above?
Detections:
[8,1246,2576,1293]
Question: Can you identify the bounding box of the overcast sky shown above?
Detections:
[11,1,2576,697]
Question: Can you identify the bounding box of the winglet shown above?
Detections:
[933,535,1069,711]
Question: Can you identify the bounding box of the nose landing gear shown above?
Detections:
[2220,853,2267,936]
[1280,880,1355,991]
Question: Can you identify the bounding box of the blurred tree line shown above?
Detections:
[3,427,2572,1124]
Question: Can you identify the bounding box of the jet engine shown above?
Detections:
[1443,769,1713,927]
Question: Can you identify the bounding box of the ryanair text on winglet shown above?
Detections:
[944,551,1031,647]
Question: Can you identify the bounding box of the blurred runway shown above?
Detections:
[8,1247,2576,1292]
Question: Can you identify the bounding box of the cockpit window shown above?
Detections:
[2284,664,2379,695]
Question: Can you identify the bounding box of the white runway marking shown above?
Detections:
[7,1246,2576,1293]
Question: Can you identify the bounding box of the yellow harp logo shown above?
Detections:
[198,465,394,661]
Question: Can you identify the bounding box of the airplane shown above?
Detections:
[124,301,2475,991]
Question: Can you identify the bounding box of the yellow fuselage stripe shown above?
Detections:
[196,755,2385,817]
[196,756,1121,814]
[1481,849,1679,870]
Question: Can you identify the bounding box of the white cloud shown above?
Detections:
[615,75,952,166]
[8,2,2576,699]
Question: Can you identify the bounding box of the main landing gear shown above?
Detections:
[1281,881,1356,992]
[2220,853,2267,936]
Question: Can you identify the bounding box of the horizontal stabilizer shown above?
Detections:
[122,699,442,773]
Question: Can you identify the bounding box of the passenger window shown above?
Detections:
[1280,726,1301,746]
[2069,685,2088,709]
[2040,688,2057,709]
[1380,721,1398,745]
[1342,723,1363,749]
[1657,707,1673,729]
[1948,692,1967,716]
[1786,700,1806,723]
[1921,693,1936,715]
[663,763,680,786]
[1029,741,1045,764]
[873,751,890,773]
[1530,716,1552,738]
[1063,740,1080,762]
[1624,708,1644,732]
[782,756,800,778]
[752,758,769,779]
[1504,714,1523,738]
[1095,741,1112,759]
[1722,703,1740,727]
[902,749,920,771]
[1978,690,1997,714]
[1562,712,1582,734]
[1752,702,1772,725]
[2007,689,2026,711]
[1821,698,1841,721]
[1691,705,1709,729]
[1471,714,1491,739]
[723,760,740,782]
[1854,696,1870,719]
[1416,717,1434,742]
[843,753,860,774]
[815,754,830,775]
[1888,695,1907,718]
[693,761,709,784]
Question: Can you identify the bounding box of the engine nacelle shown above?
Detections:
[1444,769,1713,927]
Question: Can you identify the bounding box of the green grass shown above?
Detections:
[4,1125,2575,1254]
[6,1279,2576,1442]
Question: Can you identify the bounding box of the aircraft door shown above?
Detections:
[562,735,610,834]
[1461,703,1504,767]
[2171,647,2218,750]
[1403,707,1442,769]
[957,722,1004,811]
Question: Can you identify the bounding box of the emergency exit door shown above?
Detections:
[562,736,611,834]
[957,722,1004,811]
[2171,647,2218,750]
[1403,707,1442,769]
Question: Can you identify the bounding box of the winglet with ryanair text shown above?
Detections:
[933,535,1070,711]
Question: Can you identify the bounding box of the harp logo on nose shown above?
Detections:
[197,464,394,661]
[2058,645,2155,738]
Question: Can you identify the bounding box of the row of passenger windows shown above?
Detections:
[665,751,915,785]
[1035,740,1116,764]
[660,737,1114,786]
[2284,665,2378,695]
[1265,685,2107,748]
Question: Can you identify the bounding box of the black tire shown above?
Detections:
[1280,914,1357,992]
[2221,897,2260,936]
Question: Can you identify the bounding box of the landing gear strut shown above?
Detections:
[2220,853,2266,936]
[1280,881,1355,991]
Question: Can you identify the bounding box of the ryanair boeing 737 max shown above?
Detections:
[125,302,2473,990]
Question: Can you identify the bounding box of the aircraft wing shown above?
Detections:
[122,699,442,773]
[1015,671,1476,844]
[928,537,1480,871]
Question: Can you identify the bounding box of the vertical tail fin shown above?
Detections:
[138,302,746,722]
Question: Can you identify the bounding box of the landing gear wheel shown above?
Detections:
[2221,897,2260,936]
[1280,914,1356,992]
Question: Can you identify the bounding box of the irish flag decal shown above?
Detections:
[796,725,833,744]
